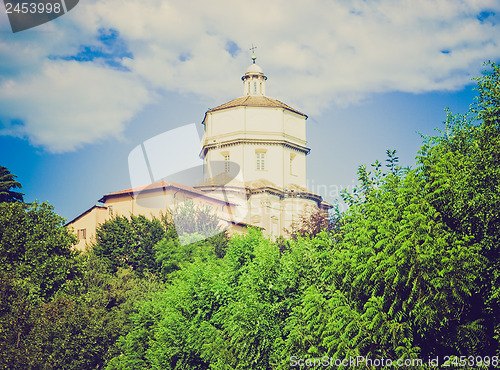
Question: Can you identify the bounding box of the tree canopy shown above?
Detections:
[0,165,24,203]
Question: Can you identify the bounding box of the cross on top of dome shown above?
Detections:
[250,44,257,64]
[242,44,267,96]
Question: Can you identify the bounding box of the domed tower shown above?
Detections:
[242,53,267,96]
[196,53,330,236]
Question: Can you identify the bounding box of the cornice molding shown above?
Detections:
[200,138,310,158]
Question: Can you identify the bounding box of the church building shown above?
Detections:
[67,53,330,250]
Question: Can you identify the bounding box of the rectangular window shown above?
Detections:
[290,154,296,175]
[256,152,265,171]
[77,228,86,240]
[224,154,230,173]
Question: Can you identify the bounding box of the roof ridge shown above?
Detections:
[100,180,237,205]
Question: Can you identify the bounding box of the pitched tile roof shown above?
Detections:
[204,96,307,120]
[98,180,237,205]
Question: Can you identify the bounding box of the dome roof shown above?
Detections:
[245,62,263,74]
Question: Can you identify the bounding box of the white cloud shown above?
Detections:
[72,0,500,111]
[1,0,499,151]
[0,60,151,152]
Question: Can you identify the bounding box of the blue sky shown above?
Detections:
[0,0,499,221]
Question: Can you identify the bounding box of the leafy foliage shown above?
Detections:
[0,197,165,369]
[286,166,485,362]
[0,201,79,300]
[154,231,228,281]
[417,62,500,356]
[92,214,168,276]
[284,206,335,239]
[108,228,336,369]
[171,199,223,240]
[0,165,24,203]
[283,62,500,364]
[0,255,164,369]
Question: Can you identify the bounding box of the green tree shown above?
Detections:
[473,61,500,127]
[69,251,165,368]
[0,271,33,369]
[291,165,483,361]
[109,229,336,369]
[92,206,229,280]
[170,199,224,242]
[0,165,24,203]
[0,201,81,368]
[283,62,500,364]
[417,61,500,356]
[0,258,164,369]
[0,201,79,300]
[284,206,334,239]
[153,201,229,280]
[92,214,167,276]
[0,179,170,368]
